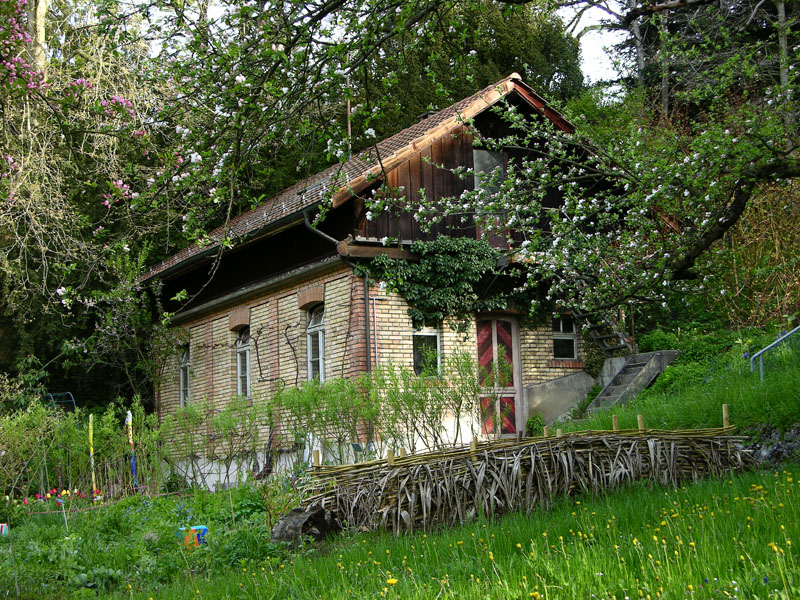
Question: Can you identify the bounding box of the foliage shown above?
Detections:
[557,327,800,433]
[0,400,166,509]
[271,377,377,465]
[0,479,300,598]
[569,383,602,420]
[524,413,544,437]
[359,237,536,330]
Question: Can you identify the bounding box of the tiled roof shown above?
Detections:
[142,73,571,281]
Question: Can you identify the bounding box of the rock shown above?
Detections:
[745,425,800,465]
[270,506,341,547]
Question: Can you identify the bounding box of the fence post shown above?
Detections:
[312,450,320,468]
[612,415,619,432]
[556,428,563,438]
[399,448,407,458]
[387,449,395,466]
[637,414,645,432]
[470,437,477,452]
[722,404,730,428]
[543,426,550,438]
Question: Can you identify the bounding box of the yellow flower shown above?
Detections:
[386,578,398,585]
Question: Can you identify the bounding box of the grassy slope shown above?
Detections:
[562,335,800,433]
[117,469,798,599]
[2,338,798,599]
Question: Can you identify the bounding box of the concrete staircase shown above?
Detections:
[590,350,679,409]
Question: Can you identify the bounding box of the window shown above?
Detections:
[552,316,577,359]
[413,324,441,376]
[307,305,325,381]
[178,347,190,407]
[473,149,505,194]
[236,327,251,397]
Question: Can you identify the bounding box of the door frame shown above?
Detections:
[476,314,524,436]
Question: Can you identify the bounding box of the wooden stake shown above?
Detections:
[556,428,563,438]
[722,404,730,428]
[470,437,477,452]
[612,415,619,432]
[387,449,395,466]
[637,414,645,432]
[312,450,320,468]
[543,426,550,437]
[399,448,407,458]
[517,431,523,442]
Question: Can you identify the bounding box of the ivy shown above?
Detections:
[357,237,540,331]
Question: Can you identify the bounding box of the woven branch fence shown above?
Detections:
[301,427,754,533]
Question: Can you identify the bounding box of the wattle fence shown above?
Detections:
[299,417,753,534]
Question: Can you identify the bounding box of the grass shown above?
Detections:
[559,338,800,433]
[103,466,799,599]
[2,331,798,599]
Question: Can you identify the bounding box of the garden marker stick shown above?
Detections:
[126,411,138,489]
[89,414,97,498]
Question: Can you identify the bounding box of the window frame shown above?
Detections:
[178,346,190,407]
[473,148,507,195]
[236,327,251,398]
[412,325,441,376]
[552,316,577,360]
[306,304,325,382]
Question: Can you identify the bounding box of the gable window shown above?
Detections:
[178,346,190,407]
[473,149,505,194]
[236,327,251,397]
[552,316,577,359]
[307,304,325,381]
[413,323,441,376]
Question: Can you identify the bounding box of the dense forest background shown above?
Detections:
[1,0,798,409]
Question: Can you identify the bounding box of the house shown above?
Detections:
[144,73,616,462]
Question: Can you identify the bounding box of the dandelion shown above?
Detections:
[386,578,397,585]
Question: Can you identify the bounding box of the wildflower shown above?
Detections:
[386,578,397,585]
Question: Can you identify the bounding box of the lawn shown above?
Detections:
[106,466,798,600]
[2,336,798,599]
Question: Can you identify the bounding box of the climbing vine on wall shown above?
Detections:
[357,237,543,331]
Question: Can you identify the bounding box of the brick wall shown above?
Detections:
[157,263,585,456]
[158,263,366,422]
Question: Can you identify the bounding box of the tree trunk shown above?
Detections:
[26,0,49,77]
[630,0,646,88]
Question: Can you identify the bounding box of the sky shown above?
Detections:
[558,4,628,84]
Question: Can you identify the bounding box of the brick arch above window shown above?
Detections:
[297,285,324,310]
[228,306,250,332]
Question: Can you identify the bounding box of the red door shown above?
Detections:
[477,317,521,435]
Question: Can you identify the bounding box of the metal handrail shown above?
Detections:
[750,324,800,382]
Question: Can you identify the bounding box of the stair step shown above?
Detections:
[602,385,627,396]
[593,334,621,341]
[600,345,629,352]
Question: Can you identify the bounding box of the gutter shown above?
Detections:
[170,256,342,325]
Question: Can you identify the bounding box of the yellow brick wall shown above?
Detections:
[157,263,364,420]
[519,323,585,386]
[368,285,583,385]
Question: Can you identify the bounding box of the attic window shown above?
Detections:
[473,149,505,194]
